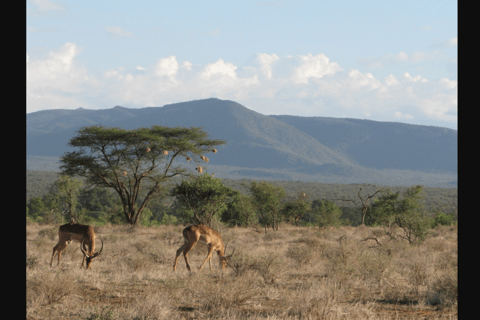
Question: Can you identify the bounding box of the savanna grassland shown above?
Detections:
[27,223,457,319]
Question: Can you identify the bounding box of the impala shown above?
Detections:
[173,225,234,272]
[50,223,104,269]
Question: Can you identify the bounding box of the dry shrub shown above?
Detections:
[195,277,261,311]
[286,243,316,266]
[294,235,323,248]
[122,292,173,319]
[251,253,284,285]
[27,271,77,306]
[262,231,286,242]
[38,227,57,240]
[358,248,393,286]
[83,307,117,320]
[103,233,118,243]
[26,253,39,269]
[322,241,358,285]
[288,284,375,319]
[426,270,457,306]
[32,236,51,249]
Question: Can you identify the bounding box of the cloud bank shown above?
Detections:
[27,43,457,129]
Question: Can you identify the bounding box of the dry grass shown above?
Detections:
[26,223,457,319]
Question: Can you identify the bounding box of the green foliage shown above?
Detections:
[26,171,458,227]
[45,175,83,223]
[160,213,178,225]
[171,173,237,226]
[281,193,311,225]
[138,207,156,226]
[249,181,286,231]
[371,185,433,245]
[311,199,343,228]
[60,125,225,225]
[434,212,454,226]
[27,196,47,222]
[222,193,258,227]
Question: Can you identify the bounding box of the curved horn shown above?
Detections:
[92,237,104,258]
[80,237,90,258]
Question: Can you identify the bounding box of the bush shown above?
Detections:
[311,199,342,228]
[434,212,454,226]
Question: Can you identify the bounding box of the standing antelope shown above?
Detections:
[173,225,234,272]
[50,223,104,269]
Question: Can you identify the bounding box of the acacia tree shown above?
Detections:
[249,181,286,233]
[334,184,380,226]
[171,173,237,227]
[370,185,432,245]
[281,192,311,226]
[60,125,225,225]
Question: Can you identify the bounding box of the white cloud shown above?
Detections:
[385,74,400,86]
[155,56,179,79]
[447,37,458,47]
[347,69,381,91]
[200,59,238,79]
[394,111,413,119]
[27,43,457,128]
[256,53,279,79]
[29,0,65,15]
[403,72,428,83]
[292,53,342,84]
[434,37,457,48]
[27,43,101,112]
[105,26,134,39]
[181,61,193,71]
[439,78,457,90]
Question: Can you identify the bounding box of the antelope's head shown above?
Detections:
[80,237,104,269]
[219,245,235,270]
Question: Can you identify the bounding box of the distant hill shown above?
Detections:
[27,98,457,187]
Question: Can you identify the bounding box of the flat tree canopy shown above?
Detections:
[60,125,226,224]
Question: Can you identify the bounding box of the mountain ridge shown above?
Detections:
[26,98,457,187]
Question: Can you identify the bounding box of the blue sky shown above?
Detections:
[27,0,457,129]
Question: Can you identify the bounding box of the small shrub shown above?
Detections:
[26,254,39,269]
[262,231,285,242]
[434,212,454,226]
[426,271,458,305]
[286,244,315,266]
[84,307,116,320]
[38,227,57,240]
[28,271,77,305]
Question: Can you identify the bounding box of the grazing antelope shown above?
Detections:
[50,223,104,269]
[173,225,235,272]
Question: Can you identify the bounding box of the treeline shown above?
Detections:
[27,170,457,227]
[27,171,457,230]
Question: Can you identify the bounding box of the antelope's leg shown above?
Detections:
[81,243,89,268]
[173,244,185,271]
[182,241,197,272]
[199,244,214,271]
[52,243,68,266]
[50,243,60,267]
